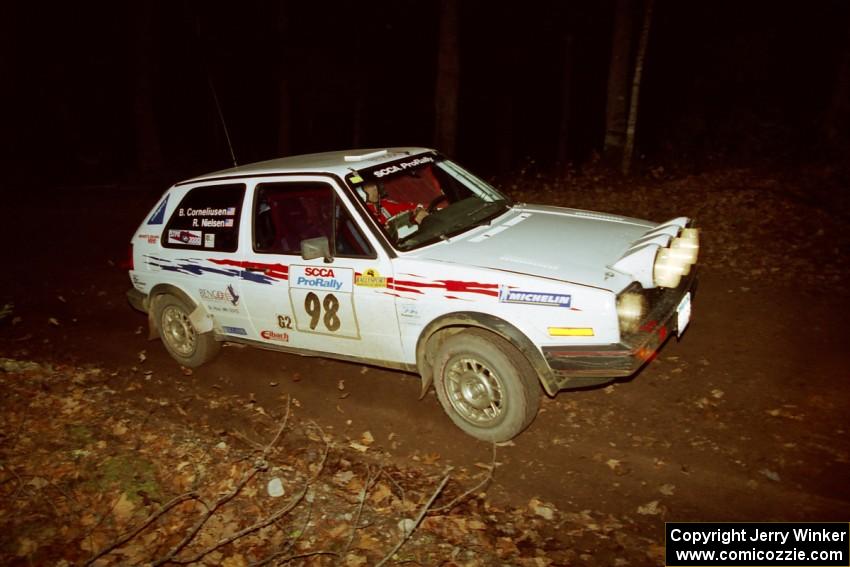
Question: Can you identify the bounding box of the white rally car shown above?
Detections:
[127,148,698,441]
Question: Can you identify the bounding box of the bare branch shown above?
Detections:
[172,485,309,565]
[258,550,339,565]
[375,468,453,567]
[343,466,382,555]
[163,414,330,565]
[380,469,406,506]
[248,501,316,567]
[232,395,291,453]
[430,441,496,514]
[152,465,262,567]
[262,396,292,458]
[231,429,266,451]
[84,491,200,566]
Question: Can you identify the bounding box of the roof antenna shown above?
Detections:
[207,74,238,167]
[192,9,238,168]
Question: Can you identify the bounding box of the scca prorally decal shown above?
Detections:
[392,276,499,298]
[144,256,279,285]
[290,265,353,293]
[372,155,434,178]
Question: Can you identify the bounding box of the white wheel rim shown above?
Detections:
[161,304,196,357]
[445,356,504,426]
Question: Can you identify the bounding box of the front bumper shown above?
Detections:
[542,272,697,390]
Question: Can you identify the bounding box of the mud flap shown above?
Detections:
[419,372,433,399]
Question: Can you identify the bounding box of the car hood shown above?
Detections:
[417,204,683,291]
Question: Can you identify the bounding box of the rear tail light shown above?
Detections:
[122,243,134,270]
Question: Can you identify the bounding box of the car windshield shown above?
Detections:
[347,153,511,251]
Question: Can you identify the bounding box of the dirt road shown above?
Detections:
[1,180,848,561]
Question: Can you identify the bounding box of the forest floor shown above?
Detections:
[1,165,849,566]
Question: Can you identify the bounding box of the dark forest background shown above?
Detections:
[3,0,849,187]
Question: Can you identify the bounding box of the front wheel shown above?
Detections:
[154,294,220,368]
[433,329,541,442]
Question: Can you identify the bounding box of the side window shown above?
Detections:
[162,184,245,252]
[254,182,374,258]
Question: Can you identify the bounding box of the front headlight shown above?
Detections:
[617,290,647,334]
[653,228,699,288]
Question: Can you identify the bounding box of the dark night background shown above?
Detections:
[3,0,848,188]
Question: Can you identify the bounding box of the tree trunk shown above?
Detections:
[434,0,459,156]
[276,2,292,156]
[603,0,634,163]
[131,2,162,176]
[822,9,850,147]
[556,33,576,171]
[494,14,517,173]
[351,31,367,148]
[622,0,654,175]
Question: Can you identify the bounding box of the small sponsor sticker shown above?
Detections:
[277,314,293,329]
[260,330,289,342]
[137,233,159,244]
[499,287,572,308]
[183,207,236,217]
[199,285,240,306]
[168,229,202,246]
[200,218,234,228]
[355,268,388,288]
[147,195,169,225]
[204,233,216,248]
[222,326,248,336]
[399,303,420,319]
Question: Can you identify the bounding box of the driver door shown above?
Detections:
[239,177,403,365]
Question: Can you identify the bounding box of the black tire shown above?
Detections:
[433,329,541,442]
[154,294,220,368]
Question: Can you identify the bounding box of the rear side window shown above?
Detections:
[162,184,245,252]
[254,182,374,258]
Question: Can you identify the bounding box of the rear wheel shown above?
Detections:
[433,329,541,442]
[154,294,220,367]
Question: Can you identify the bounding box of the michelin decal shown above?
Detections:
[499,287,572,308]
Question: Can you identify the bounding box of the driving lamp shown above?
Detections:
[653,248,684,288]
[653,228,699,288]
[617,291,647,334]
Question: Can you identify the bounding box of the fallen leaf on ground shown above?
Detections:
[637,500,663,515]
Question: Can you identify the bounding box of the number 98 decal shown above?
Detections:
[290,288,360,339]
[305,292,341,332]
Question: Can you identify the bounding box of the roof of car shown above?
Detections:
[178,147,434,185]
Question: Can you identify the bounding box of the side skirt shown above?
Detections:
[216,335,419,375]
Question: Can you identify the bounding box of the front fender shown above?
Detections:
[415,311,559,398]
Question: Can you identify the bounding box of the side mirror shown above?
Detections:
[300,236,333,263]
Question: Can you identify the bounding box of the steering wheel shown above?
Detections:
[426,194,449,213]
